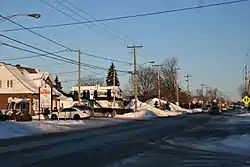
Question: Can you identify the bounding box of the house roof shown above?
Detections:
[1,62,60,96]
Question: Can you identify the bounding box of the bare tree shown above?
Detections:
[128,66,157,101]
[80,77,105,86]
[160,57,180,102]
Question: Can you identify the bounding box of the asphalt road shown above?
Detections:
[1,113,249,167]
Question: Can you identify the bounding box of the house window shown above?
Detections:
[7,80,13,88]
[0,80,2,88]
[10,80,13,87]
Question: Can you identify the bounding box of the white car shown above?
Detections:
[49,106,91,120]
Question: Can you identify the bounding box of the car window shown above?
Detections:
[70,108,77,111]
[74,106,89,110]
[60,108,69,112]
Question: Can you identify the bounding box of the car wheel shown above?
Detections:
[74,114,80,120]
[51,114,58,120]
[112,110,117,117]
[107,113,113,118]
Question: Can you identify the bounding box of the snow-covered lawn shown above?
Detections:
[0,118,131,139]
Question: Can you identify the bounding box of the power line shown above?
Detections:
[0,14,132,66]
[42,0,117,41]
[1,0,248,32]
[60,0,149,61]
[41,0,145,64]
[76,50,132,65]
[41,0,78,21]
[1,12,134,65]
[61,0,142,46]
[0,48,68,61]
[0,14,72,50]
[0,35,131,73]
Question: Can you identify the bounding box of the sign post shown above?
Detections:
[39,83,52,121]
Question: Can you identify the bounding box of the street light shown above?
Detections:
[137,61,155,68]
[0,13,41,23]
[152,64,163,105]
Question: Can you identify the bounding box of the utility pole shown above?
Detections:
[112,68,116,108]
[78,48,81,104]
[174,68,180,106]
[152,64,163,105]
[127,45,143,112]
[200,84,205,97]
[200,84,205,107]
[184,74,191,108]
[244,65,248,96]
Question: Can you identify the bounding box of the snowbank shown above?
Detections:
[121,99,182,119]
[32,114,46,120]
[0,120,85,139]
[121,98,202,119]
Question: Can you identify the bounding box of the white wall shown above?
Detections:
[0,65,33,94]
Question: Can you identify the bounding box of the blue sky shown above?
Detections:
[0,0,250,101]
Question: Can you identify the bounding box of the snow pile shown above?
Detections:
[32,114,46,120]
[122,98,203,119]
[125,99,148,109]
[146,98,167,106]
[0,120,86,139]
[236,113,250,117]
[122,99,181,119]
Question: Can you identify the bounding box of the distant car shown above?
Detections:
[49,106,92,120]
[208,105,222,115]
[201,106,210,112]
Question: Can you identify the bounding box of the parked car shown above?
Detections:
[208,105,222,115]
[49,106,92,120]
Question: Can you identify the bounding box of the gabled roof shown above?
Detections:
[1,62,59,95]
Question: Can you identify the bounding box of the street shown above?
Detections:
[1,113,249,167]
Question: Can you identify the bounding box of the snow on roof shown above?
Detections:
[3,63,57,95]
[4,64,38,92]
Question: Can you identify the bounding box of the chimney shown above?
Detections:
[16,64,21,67]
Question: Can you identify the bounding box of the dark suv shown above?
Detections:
[208,105,222,115]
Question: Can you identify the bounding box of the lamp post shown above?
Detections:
[0,13,41,23]
[152,64,163,106]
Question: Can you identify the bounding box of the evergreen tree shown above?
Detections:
[106,63,120,86]
[54,75,62,91]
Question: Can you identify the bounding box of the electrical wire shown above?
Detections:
[0,14,132,65]
[60,0,140,45]
[1,0,248,32]
[0,14,71,50]
[41,0,147,63]
[0,35,131,73]
[75,50,132,65]
[0,48,68,61]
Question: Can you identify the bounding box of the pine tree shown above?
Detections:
[106,63,120,86]
[54,75,62,91]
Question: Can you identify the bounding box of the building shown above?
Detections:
[0,62,72,114]
[71,85,124,108]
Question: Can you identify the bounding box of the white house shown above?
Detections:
[71,85,124,108]
[0,62,73,114]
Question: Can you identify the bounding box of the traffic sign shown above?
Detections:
[242,95,250,105]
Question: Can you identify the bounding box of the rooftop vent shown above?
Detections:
[16,64,21,67]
